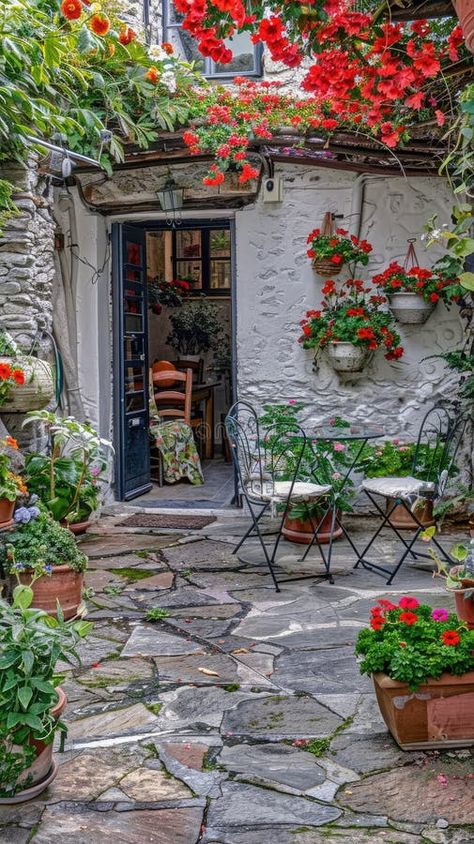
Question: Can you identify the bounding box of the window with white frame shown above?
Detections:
[162,0,262,78]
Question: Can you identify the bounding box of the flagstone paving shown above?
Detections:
[0,515,473,843]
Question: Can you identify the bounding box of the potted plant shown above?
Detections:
[0,331,54,414]
[0,578,91,802]
[306,226,372,277]
[3,508,88,619]
[147,277,189,315]
[355,595,474,750]
[372,259,462,325]
[299,279,404,373]
[429,536,474,629]
[167,299,224,356]
[23,411,112,533]
[258,405,355,544]
[0,438,27,529]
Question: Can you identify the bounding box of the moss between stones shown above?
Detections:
[110,567,156,581]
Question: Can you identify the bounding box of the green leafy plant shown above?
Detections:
[0,438,26,502]
[0,580,91,797]
[3,510,88,576]
[355,595,474,692]
[24,411,113,525]
[167,300,224,355]
[145,607,170,622]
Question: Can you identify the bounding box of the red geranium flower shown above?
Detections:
[442,630,460,646]
[370,616,385,630]
[0,363,12,380]
[119,26,136,45]
[399,611,418,625]
[61,0,82,20]
[12,369,25,385]
[399,596,419,609]
[90,13,110,36]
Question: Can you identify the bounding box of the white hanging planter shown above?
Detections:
[325,342,370,373]
[388,292,436,325]
[0,356,55,413]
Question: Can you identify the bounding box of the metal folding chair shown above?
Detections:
[225,401,332,591]
[354,406,466,584]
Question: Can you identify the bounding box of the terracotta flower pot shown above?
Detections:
[0,498,15,529]
[326,342,370,373]
[447,568,474,629]
[388,292,436,325]
[312,258,342,277]
[373,671,474,750]
[18,566,84,620]
[0,687,66,804]
[454,0,474,53]
[282,508,343,545]
[385,497,435,531]
[63,519,92,536]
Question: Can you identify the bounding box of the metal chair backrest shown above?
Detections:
[225,400,307,502]
[412,405,460,489]
[152,368,192,425]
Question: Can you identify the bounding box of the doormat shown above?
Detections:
[118,514,216,530]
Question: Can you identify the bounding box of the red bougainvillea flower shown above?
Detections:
[399,611,418,625]
[441,630,460,646]
[146,66,160,83]
[90,13,110,36]
[399,596,419,609]
[60,0,82,20]
[119,26,136,45]
[0,363,12,380]
[12,369,25,385]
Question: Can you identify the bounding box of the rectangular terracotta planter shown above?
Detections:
[373,671,474,750]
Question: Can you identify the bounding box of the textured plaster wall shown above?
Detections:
[234,166,464,439]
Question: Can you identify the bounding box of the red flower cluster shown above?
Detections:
[307,228,372,268]
[372,262,461,305]
[0,363,24,384]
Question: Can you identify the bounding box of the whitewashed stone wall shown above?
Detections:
[234,166,465,441]
[0,161,55,342]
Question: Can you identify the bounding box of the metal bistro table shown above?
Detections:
[298,425,384,582]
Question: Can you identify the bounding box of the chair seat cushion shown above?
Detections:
[362,476,436,498]
[247,479,331,502]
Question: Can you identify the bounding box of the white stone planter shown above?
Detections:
[388,292,436,325]
[0,356,55,412]
[325,342,370,373]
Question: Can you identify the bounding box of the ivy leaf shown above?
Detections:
[18,686,33,710]
[460,272,474,292]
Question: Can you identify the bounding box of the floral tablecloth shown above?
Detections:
[149,418,203,485]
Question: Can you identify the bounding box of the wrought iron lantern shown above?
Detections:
[157,177,184,212]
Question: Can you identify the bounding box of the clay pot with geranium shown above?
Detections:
[355,595,474,750]
[372,256,462,325]
[299,279,404,373]
[429,536,474,630]
[306,225,372,278]
[0,438,27,529]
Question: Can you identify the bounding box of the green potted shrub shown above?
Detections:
[3,508,88,620]
[0,437,26,528]
[355,595,474,750]
[167,299,223,356]
[0,579,91,803]
[23,411,113,533]
[258,404,355,544]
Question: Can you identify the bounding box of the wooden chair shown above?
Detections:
[172,358,204,384]
[152,368,192,423]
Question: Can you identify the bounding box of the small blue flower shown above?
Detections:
[43,564,53,575]
[12,561,25,572]
[14,507,31,524]
[29,494,38,504]
[28,506,40,519]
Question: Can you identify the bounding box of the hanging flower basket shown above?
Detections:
[312,258,342,278]
[0,357,55,413]
[307,213,372,278]
[388,292,436,325]
[326,342,370,373]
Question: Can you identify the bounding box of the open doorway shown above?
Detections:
[113,219,236,508]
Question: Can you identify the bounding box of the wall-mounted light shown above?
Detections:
[157,177,184,212]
